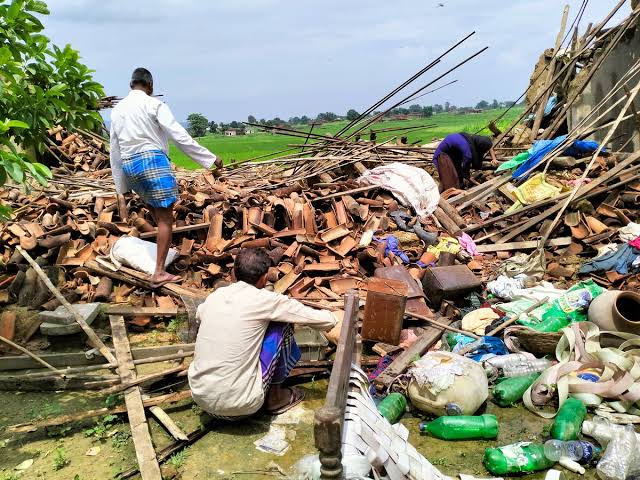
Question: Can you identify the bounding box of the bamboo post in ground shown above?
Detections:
[16,246,118,365]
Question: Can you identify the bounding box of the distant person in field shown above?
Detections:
[432,133,497,191]
[189,248,338,419]
[109,68,222,288]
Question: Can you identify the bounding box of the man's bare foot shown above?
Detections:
[150,271,181,288]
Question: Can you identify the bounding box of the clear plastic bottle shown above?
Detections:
[597,424,639,480]
[544,440,584,461]
[545,439,601,465]
[583,417,640,446]
[485,353,535,370]
[501,358,552,377]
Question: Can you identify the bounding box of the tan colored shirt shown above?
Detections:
[188,281,337,417]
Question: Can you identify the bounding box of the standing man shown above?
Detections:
[110,68,222,287]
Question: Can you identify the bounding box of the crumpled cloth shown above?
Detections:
[461,308,500,335]
[376,235,410,264]
[359,162,440,219]
[496,248,546,280]
[458,232,481,256]
[631,237,640,249]
[409,355,465,395]
[620,222,640,242]
[427,236,460,258]
[579,243,640,275]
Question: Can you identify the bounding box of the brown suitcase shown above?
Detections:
[362,278,408,345]
[421,265,482,307]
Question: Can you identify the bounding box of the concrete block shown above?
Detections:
[38,303,101,326]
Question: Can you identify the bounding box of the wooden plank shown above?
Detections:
[148,406,189,441]
[140,223,209,240]
[374,319,452,389]
[475,237,572,253]
[104,306,182,317]
[0,343,195,372]
[110,315,162,480]
[8,390,192,433]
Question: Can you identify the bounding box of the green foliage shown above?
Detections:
[52,447,69,470]
[110,429,131,449]
[166,317,184,334]
[0,0,105,153]
[28,398,63,419]
[346,109,359,121]
[46,424,71,438]
[186,113,209,137]
[0,0,103,219]
[84,414,119,441]
[168,449,187,469]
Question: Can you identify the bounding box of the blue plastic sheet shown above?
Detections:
[452,335,509,362]
[512,135,602,179]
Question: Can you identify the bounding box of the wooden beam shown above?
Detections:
[374,318,452,389]
[110,315,162,480]
[475,237,572,253]
[8,390,192,433]
[0,343,195,371]
[104,306,182,317]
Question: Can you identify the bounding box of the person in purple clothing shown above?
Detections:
[432,133,497,191]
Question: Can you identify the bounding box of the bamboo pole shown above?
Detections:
[0,335,66,377]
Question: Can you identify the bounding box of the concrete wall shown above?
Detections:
[569,24,640,152]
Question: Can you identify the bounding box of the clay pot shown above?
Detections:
[588,290,640,334]
[613,291,640,334]
[588,290,621,331]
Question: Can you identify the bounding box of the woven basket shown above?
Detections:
[507,326,562,357]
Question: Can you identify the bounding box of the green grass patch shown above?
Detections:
[169,107,524,169]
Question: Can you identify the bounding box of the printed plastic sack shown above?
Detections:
[110,236,178,276]
[407,351,488,416]
[518,280,604,332]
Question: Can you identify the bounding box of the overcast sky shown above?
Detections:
[42,0,630,122]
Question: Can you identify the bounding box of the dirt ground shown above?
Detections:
[0,378,598,480]
[0,314,597,480]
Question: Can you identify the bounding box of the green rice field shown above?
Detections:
[169,107,524,169]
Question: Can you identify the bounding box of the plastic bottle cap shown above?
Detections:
[446,403,463,416]
[545,470,566,480]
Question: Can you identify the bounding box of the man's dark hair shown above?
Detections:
[130,67,153,88]
[234,248,271,285]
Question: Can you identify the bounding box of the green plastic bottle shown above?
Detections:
[377,392,406,424]
[550,397,587,441]
[419,414,498,440]
[483,442,555,475]
[492,373,541,407]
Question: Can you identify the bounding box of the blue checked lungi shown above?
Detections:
[210,323,301,421]
[121,150,178,208]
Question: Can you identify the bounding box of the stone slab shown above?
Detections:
[38,303,101,326]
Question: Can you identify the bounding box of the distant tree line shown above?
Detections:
[186,99,521,136]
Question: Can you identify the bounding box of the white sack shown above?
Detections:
[358,162,440,219]
[110,236,178,276]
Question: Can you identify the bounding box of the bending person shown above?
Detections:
[109,67,222,288]
[188,248,338,419]
[432,133,497,191]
